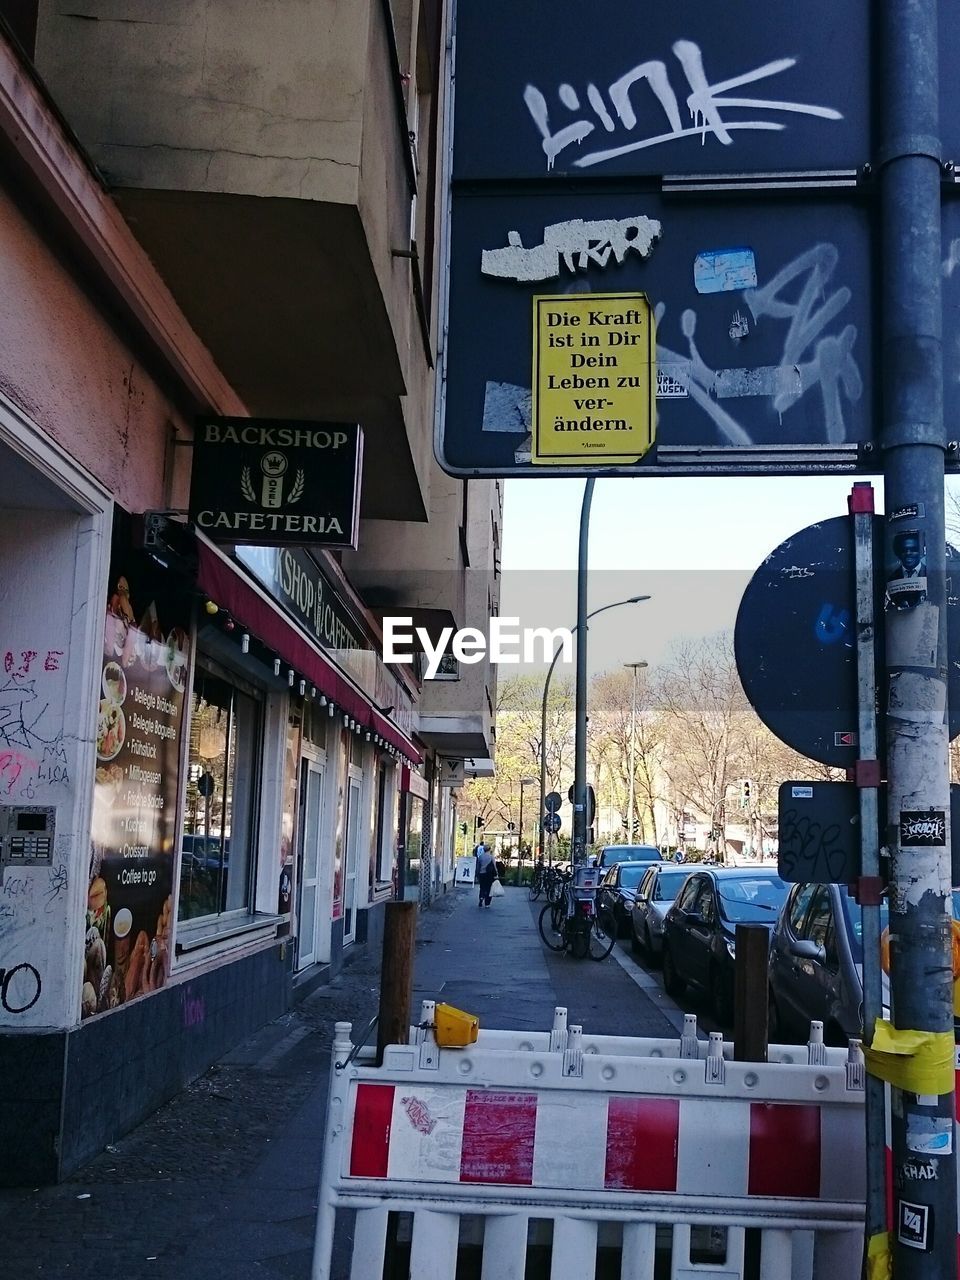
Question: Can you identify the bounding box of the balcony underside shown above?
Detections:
[114,187,427,522]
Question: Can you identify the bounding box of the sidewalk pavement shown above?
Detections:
[1,884,679,1280]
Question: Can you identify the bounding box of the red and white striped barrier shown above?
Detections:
[312,1008,866,1280]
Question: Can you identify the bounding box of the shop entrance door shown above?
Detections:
[296,757,325,970]
[342,769,363,945]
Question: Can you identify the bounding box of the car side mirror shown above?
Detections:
[790,938,826,964]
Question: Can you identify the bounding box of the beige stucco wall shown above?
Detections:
[0,184,190,513]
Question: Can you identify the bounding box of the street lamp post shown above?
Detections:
[538,594,651,861]
[517,776,536,885]
[624,661,648,843]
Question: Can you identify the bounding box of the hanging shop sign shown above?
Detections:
[189,418,362,548]
[235,545,364,655]
[84,509,191,1019]
[531,293,654,465]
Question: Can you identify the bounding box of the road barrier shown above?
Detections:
[312,1005,866,1279]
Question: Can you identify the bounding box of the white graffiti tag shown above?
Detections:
[480,242,862,447]
[524,40,842,171]
[654,243,861,445]
[481,216,662,282]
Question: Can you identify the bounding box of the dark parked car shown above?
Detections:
[768,882,873,1046]
[768,883,960,1045]
[596,861,654,937]
[593,843,662,871]
[661,867,789,1024]
[630,863,692,964]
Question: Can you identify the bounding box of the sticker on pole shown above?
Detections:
[530,293,654,466]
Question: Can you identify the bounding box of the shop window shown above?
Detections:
[178,664,261,923]
[374,760,397,886]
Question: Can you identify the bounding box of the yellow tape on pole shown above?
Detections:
[866,1231,892,1280]
[862,1018,955,1095]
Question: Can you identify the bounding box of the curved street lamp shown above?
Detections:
[538,594,651,860]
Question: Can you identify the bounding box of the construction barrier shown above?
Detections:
[312,1005,866,1279]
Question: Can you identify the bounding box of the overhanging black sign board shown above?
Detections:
[452,1,868,179]
[189,418,363,549]
[778,782,960,885]
[440,192,873,475]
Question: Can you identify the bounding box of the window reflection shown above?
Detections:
[179,666,260,921]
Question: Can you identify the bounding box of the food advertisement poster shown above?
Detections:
[83,511,191,1019]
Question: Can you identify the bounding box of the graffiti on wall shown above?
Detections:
[523,39,843,171]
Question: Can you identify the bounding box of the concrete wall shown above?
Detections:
[36,1,368,206]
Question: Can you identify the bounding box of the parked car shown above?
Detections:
[661,867,789,1025]
[596,862,655,937]
[768,882,875,1046]
[593,843,662,871]
[630,863,693,964]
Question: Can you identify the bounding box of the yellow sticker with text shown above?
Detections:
[531,293,655,466]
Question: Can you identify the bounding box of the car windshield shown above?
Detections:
[618,865,648,889]
[717,875,788,923]
[605,846,659,865]
[653,869,689,901]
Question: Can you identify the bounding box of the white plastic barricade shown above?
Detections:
[312,1008,866,1280]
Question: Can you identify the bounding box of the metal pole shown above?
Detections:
[539,643,567,862]
[573,478,595,865]
[538,596,650,861]
[627,664,637,840]
[517,782,524,886]
[624,661,647,840]
[879,1,956,1273]
[849,481,888,1259]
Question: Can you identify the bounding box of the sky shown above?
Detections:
[497,473,882,676]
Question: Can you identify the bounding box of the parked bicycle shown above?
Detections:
[527,858,547,901]
[538,882,615,960]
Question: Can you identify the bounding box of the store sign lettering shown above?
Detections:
[189,417,363,549]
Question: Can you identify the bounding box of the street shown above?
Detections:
[0,884,697,1280]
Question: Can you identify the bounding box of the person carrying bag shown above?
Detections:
[474,841,497,908]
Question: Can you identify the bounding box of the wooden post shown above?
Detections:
[733,923,769,1062]
[376,901,417,1065]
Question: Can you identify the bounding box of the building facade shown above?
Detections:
[0,1,497,1185]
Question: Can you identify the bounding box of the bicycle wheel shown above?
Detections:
[588,911,617,961]
[528,875,542,902]
[549,898,565,931]
[546,877,564,906]
[538,902,567,952]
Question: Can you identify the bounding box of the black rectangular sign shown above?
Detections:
[778,783,960,884]
[189,418,362,549]
[452,1,868,179]
[440,192,872,476]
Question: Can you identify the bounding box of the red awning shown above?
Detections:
[195,538,422,764]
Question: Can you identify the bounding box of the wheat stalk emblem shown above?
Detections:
[288,470,306,504]
[240,466,257,502]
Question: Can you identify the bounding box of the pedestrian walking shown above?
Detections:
[474,840,497,908]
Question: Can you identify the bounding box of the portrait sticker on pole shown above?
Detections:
[530,293,654,465]
[885,527,927,612]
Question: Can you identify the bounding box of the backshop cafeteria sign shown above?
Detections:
[189,417,363,548]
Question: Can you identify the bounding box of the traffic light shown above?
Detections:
[739,779,752,807]
[459,821,467,836]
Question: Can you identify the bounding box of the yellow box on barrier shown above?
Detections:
[435,1003,479,1048]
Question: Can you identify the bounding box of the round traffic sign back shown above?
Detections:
[735,515,960,766]
[543,812,562,835]
[544,791,562,812]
